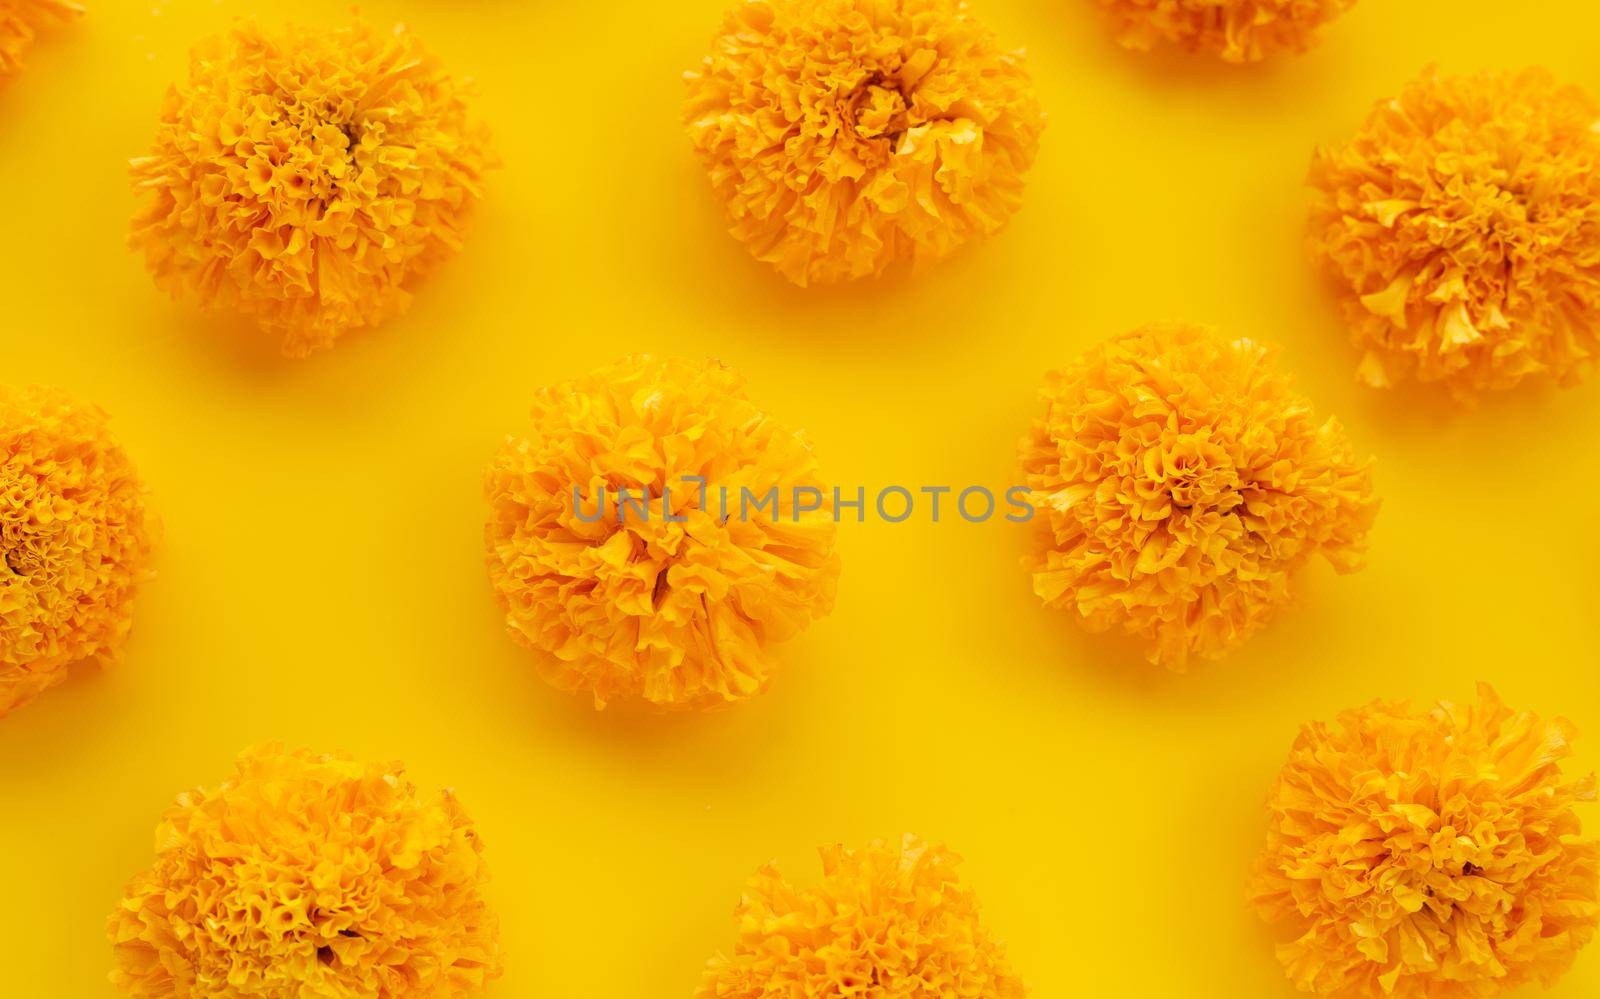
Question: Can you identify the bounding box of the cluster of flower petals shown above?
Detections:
[128,18,493,355]
[484,355,840,709]
[684,0,1045,285]
[108,744,503,997]
[1310,68,1600,398]
[1098,0,1355,62]
[1019,323,1377,668]
[1252,684,1599,997]
[0,0,80,78]
[1,385,153,717]
[697,834,1027,997]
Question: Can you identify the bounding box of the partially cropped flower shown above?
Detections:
[0,0,80,78]
[484,356,839,709]
[1311,69,1600,399]
[109,744,502,998]
[1,386,154,717]
[129,18,493,357]
[1252,685,1600,997]
[1098,0,1353,62]
[1019,323,1376,669]
[683,0,1045,285]
[697,835,1026,998]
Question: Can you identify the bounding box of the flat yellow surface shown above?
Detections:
[2,0,1599,995]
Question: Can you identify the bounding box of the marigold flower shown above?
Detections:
[484,355,840,710]
[1311,69,1600,398]
[1251,685,1600,997]
[683,0,1045,286]
[1097,0,1354,62]
[129,18,493,357]
[1019,323,1376,669]
[1,386,154,718]
[697,835,1026,998]
[108,744,503,998]
[0,0,80,78]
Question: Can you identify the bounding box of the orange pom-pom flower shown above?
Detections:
[1252,685,1599,997]
[129,18,493,356]
[484,356,840,710]
[684,0,1045,285]
[697,835,1026,998]
[0,0,80,79]
[1311,69,1600,398]
[1,386,154,717]
[109,744,503,998]
[1097,0,1354,62]
[1018,323,1377,669]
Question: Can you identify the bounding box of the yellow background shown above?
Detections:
[2,0,1598,995]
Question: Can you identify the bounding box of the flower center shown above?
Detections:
[847,73,910,141]
[1135,433,1241,513]
[4,546,38,577]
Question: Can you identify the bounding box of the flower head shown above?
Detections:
[1251,685,1600,997]
[697,835,1026,998]
[1019,323,1376,669]
[129,18,493,356]
[484,356,840,709]
[0,0,80,79]
[109,744,503,998]
[683,0,1045,285]
[1098,0,1354,62]
[1311,69,1600,398]
[1,386,153,717]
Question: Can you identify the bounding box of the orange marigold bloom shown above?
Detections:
[129,19,493,357]
[1098,0,1354,62]
[109,744,503,998]
[1311,69,1600,398]
[1251,685,1600,997]
[1,386,154,718]
[484,356,839,710]
[1019,323,1376,669]
[0,0,80,78]
[683,0,1045,285]
[697,835,1026,998]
